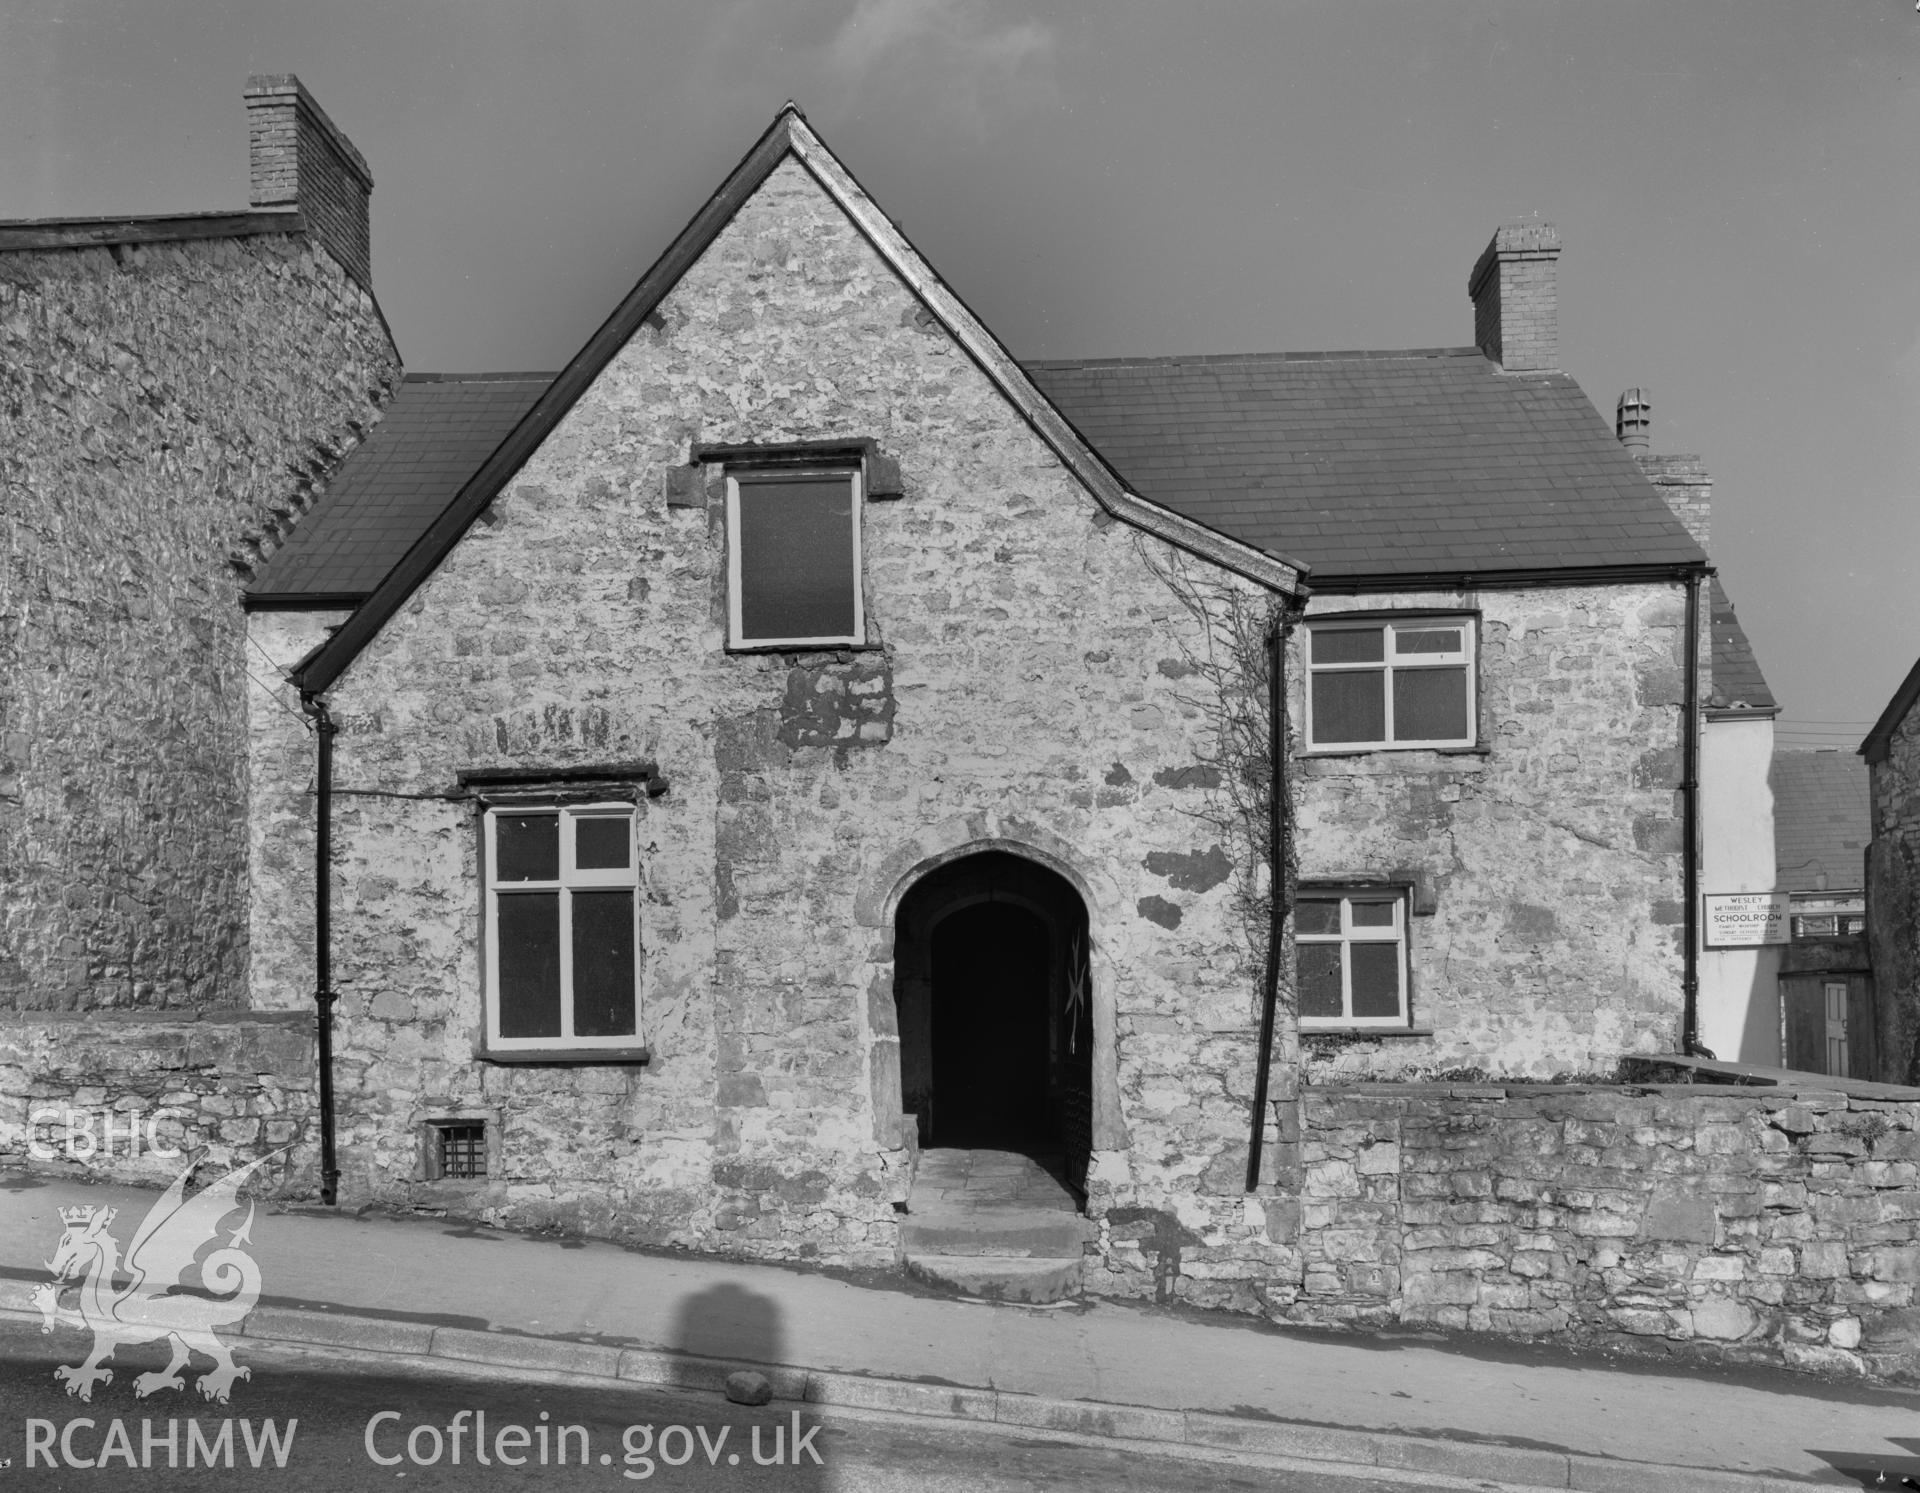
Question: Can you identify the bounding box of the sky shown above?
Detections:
[4,0,1917,749]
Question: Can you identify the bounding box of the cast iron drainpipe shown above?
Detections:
[1246,607,1295,1191]
[1681,569,1711,1058]
[298,691,342,1206]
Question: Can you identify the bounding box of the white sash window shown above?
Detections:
[1306,617,1475,750]
[483,804,640,1054]
[1297,889,1411,1029]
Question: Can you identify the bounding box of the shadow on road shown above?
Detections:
[669,1279,786,1368]
[669,1280,829,1487]
[1806,1437,1920,1488]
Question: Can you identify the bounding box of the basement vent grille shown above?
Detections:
[432,1121,487,1179]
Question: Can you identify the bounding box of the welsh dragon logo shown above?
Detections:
[33,1151,278,1404]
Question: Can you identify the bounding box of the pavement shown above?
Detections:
[3,1167,1918,1491]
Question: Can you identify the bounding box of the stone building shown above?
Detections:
[1031,276,1718,1088]
[0,75,399,1186]
[14,89,1916,1379]
[245,108,1304,1287]
[238,107,1724,1287]
[0,75,398,1020]
[1863,660,1920,1084]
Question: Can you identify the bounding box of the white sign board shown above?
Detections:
[1703,892,1790,947]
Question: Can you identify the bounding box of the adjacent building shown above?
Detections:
[1771,750,1871,1077]
[1863,662,1920,1085]
[0,76,398,1014]
[1609,409,1785,1066]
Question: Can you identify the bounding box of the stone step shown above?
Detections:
[904,1252,1085,1304]
[899,1208,1096,1260]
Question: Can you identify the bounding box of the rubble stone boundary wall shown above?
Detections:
[0,1012,317,1195]
[4,1028,1913,1382]
[1286,1083,1919,1379]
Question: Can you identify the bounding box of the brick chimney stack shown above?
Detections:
[244,75,373,292]
[1468,221,1560,372]
[1617,389,1711,549]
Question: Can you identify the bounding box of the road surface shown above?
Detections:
[0,1317,1497,1490]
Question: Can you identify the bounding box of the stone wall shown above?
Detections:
[0,232,398,1012]
[0,1012,317,1195]
[1868,697,1920,1085]
[1291,586,1690,1080]
[1273,1082,1919,1379]
[286,158,1293,1269]
[246,609,351,1014]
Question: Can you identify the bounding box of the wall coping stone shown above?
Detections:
[1306,1081,1919,1115]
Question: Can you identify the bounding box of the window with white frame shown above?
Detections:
[483,804,640,1054]
[1296,889,1411,1029]
[1306,617,1475,750]
[726,468,864,649]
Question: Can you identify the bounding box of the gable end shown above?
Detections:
[291,107,1302,695]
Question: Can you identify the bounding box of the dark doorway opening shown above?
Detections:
[932,902,1050,1145]
[894,851,1093,1193]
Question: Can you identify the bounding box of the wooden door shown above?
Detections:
[1782,974,1865,1079]
[1823,981,1850,1078]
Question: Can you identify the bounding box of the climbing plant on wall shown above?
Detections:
[1135,540,1295,991]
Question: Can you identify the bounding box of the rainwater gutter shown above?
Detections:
[298,691,342,1206]
[1246,603,1298,1191]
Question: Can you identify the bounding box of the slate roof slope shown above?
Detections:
[1709,578,1776,712]
[1773,750,1869,894]
[248,373,553,603]
[254,350,1712,604]
[1024,348,1708,580]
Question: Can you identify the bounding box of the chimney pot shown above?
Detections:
[1616,388,1652,450]
[243,74,374,293]
[1468,220,1560,372]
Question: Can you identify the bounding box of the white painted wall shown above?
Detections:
[1698,712,1781,1062]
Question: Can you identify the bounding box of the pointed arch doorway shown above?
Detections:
[893,850,1094,1193]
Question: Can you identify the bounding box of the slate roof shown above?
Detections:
[1709,577,1776,712]
[253,350,1713,604]
[1773,750,1869,894]
[1023,349,1708,579]
[248,373,552,602]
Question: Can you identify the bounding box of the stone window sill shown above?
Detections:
[1297,746,1490,761]
[1301,1027,1435,1039]
[724,642,885,657]
[478,1047,652,1065]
